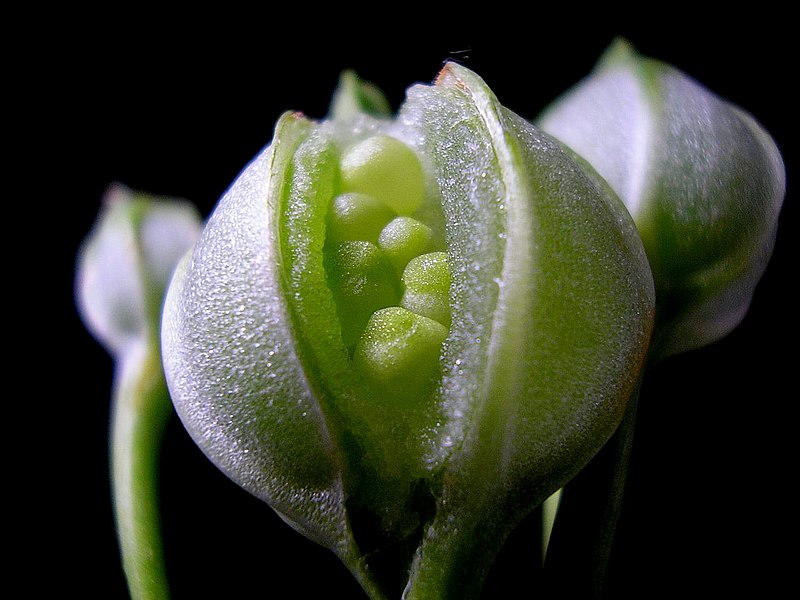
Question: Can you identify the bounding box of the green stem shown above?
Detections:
[541,489,561,561]
[541,374,643,598]
[111,336,172,600]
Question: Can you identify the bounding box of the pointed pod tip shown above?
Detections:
[595,36,639,72]
[101,182,133,209]
[434,62,497,102]
[329,70,392,121]
[272,110,315,141]
[435,61,470,91]
[434,61,454,85]
[338,68,358,83]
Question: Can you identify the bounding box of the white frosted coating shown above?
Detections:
[401,64,653,508]
[647,70,785,354]
[539,68,652,216]
[161,122,349,549]
[399,82,509,469]
[401,65,654,598]
[495,107,653,488]
[140,202,202,294]
[539,50,785,357]
[77,189,146,355]
[161,64,659,598]
[656,70,781,257]
[657,71,752,247]
[77,185,201,356]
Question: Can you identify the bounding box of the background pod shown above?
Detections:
[537,39,785,359]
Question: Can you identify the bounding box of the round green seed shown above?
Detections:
[378,216,434,272]
[339,135,426,215]
[353,306,448,404]
[326,241,400,350]
[327,192,396,245]
[400,252,452,327]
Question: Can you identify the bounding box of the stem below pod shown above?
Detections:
[111,336,172,600]
[541,372,644,598]
[76,185,201,598]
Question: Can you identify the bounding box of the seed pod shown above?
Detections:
[161,64,654,599]
[538,39,785,358]
[77,184,201,355]
[76,185,201,600]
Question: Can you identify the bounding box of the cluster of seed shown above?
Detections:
[325,134,451,401]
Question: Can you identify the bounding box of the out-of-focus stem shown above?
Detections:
[111,335,172,600]
[541,375,643,598]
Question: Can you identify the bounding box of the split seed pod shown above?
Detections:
[161,64,654,599]
[538,39,785,358]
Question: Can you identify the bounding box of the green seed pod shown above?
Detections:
[538,39,786,358]
[161,64,655,599]
[76,185,201,600]
[77,184,201,355]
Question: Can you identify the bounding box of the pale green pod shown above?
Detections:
[161,64,654,599]
[77,184,201,355]
[538,39,786,358]
[76,185,201,600]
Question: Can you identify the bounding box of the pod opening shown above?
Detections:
[324,134,452,398]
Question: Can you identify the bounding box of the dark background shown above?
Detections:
[21,11,795,599]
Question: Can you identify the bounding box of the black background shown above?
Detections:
[21,10,795,599]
